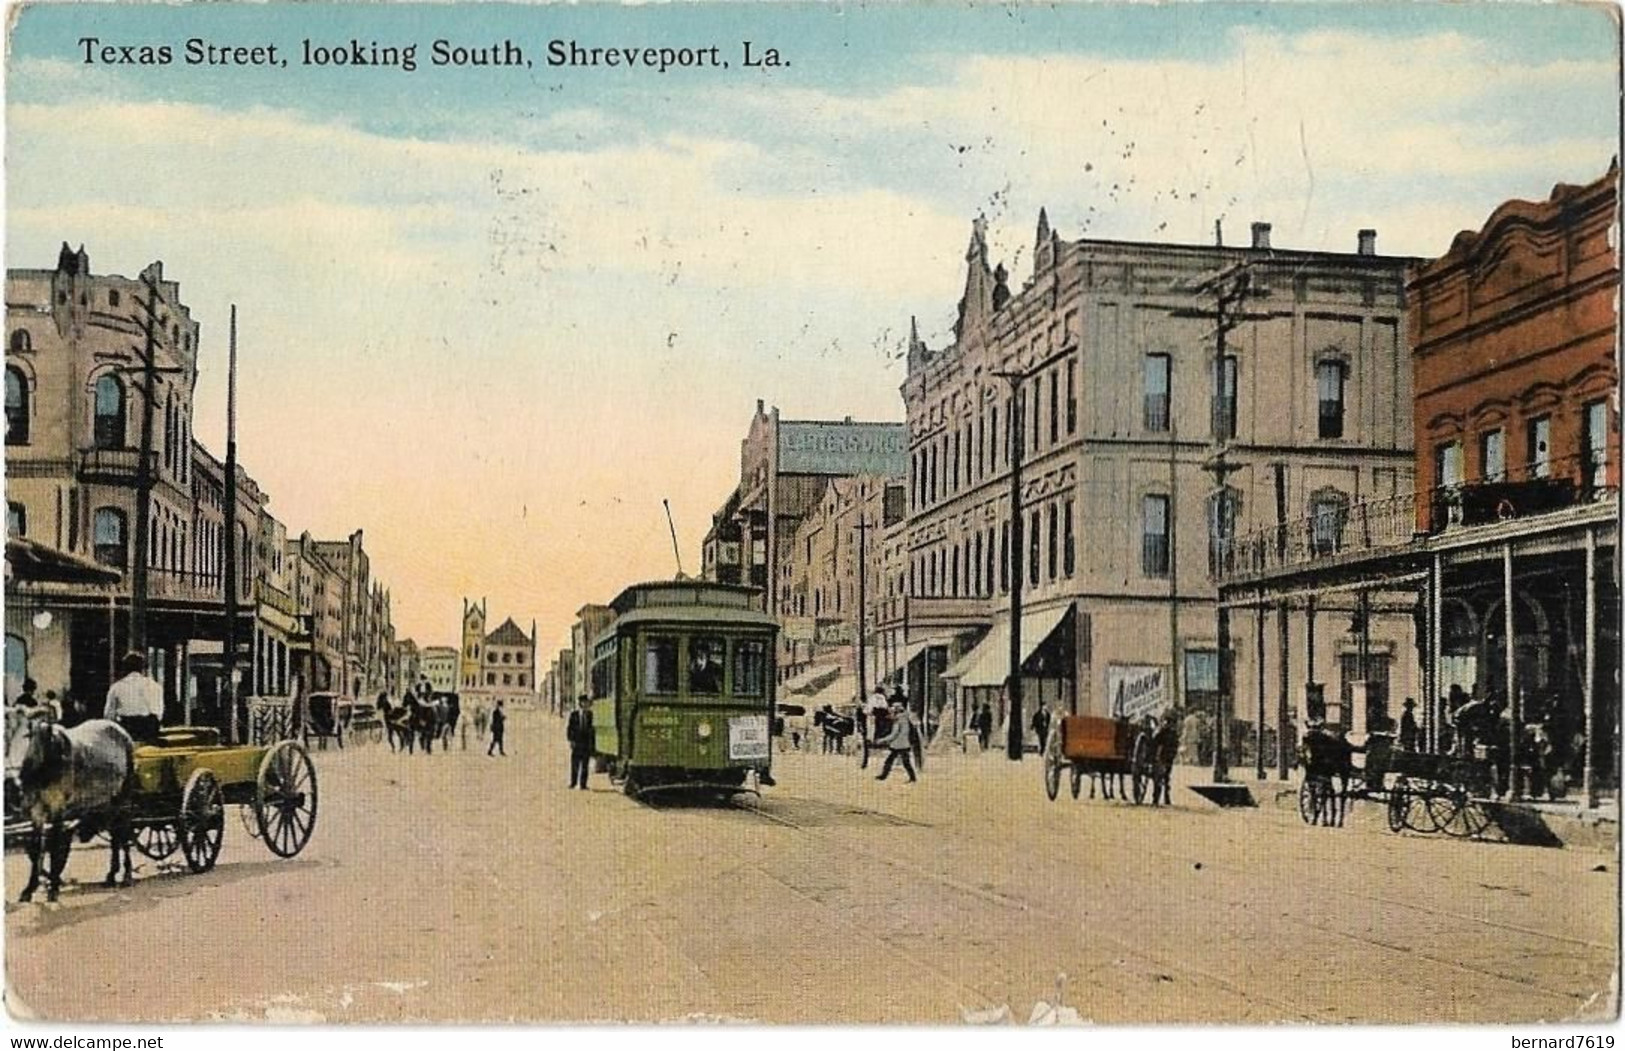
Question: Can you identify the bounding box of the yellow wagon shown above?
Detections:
[125,727,318,873]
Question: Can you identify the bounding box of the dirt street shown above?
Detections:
[5,711,1616,1024]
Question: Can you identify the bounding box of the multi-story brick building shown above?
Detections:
[899,213,1418,751]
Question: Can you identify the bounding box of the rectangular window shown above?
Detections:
[1480,429,1506,482]
[733,639,767,697]
[1142,495,1170,577]
[951,544,960,596]
[989,405,999,471]
[973,532,983,595]
[1048,370,1059,445]
[1031,379,1042,450]
[1063,500,1075,577]
[1317,361,1345,439]
[1435,441,1464,488]
[985,528,995,595]
[7,502,23,538]
[929,443,938,502]
[1000,522,1010,592]
[689,635,725,694]
[1184,650,1220,693]
[1028,510,1041,587]
[1527,416,1551,479]
[952,431,960,492]
[645,636,679,694]
[1144,354,1171,433]
[1215,355,1238,440]
[1047,504,1058,580]
[1066,360,1077,434]
[1584,400,1610,492]
[976,413,985,481]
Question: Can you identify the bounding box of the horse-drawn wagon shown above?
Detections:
[1297,729,1494,838]
[6,711,318,901]
[300,692,350,749]
[1043,715,1154,804]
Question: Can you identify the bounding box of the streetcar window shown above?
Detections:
[733,639,767,697]
[689,636,725,695]
[645,636,679,694]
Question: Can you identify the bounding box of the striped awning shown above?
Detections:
[941,605,1072,688]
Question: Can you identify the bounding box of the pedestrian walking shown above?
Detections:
[487,699,507,757]
[875,699,917,783]
[567,695,594,788]
[1031,704,1052,753]
[975,702,993,751]
[1398,698,1419,752]
[104,651,164,744]
[862,687,889,770]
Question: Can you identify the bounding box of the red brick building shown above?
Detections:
[1413,163,1619,531]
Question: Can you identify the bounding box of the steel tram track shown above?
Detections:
[734,789,1603,1018]
[725,794,1327,1022]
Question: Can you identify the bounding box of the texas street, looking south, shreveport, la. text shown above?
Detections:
[75,37,788,72]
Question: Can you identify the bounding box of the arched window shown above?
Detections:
[93,507,128,567]
[9,329,30,353]
[93,374,126,449]
[5,366,28,445]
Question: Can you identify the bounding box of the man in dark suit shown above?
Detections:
[567,695,594,789]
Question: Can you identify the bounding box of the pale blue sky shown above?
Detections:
[6,2,1619,644]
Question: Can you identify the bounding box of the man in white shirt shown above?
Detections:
[104,651,165,744]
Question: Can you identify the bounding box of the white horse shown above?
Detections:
[4,708,136,901]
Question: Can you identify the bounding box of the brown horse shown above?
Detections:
[4,709,136,901]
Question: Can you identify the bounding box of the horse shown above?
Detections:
[1149,720,1180,807]
[4,708,137,902]
[412,696,443,755]
[377,695,403,753]
[439,695,461,750]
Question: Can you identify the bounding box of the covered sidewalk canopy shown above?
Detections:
[5,538,121,587]
[942,604,1074,688]
[801,672,860,709]
[782,659,842,696]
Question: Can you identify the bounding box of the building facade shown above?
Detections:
[571,604,615,706]
[898,213,1418,752]
[421,644,458,692]
[1219,165,1619,798]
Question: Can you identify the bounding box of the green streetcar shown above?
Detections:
[588,580,779,796]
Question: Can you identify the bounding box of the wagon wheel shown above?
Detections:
[1298,778,1319,824]
[1043,752,1061,801]
[134,822,180,860]
[1069,763,1083,799]
[179,769,225,874]
[1130,733,1151,805]
[1431,785,1490,839]
[256,740,319,858]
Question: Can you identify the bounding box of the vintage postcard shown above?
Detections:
[2,0,1620,1033]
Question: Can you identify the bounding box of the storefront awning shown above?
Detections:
[878,636,956,680]
[803,672,859,709]
[942,604,1072,688]
[782,659,842,695]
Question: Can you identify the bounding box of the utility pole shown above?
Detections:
[223,305,240,743]
[1180,256,1261,785]
[855,512,870,707]
[993,370,1027,761]
[128,272,167,655]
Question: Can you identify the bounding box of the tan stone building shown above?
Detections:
[571,604,615,706]
[458,598,538,708]
[701,401,907,614]
[898,214,1418,754]
[421,645,458,692]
